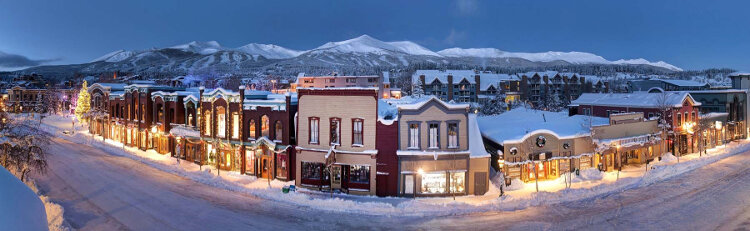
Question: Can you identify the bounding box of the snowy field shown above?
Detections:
[20,114,750,230]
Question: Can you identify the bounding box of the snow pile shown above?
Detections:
[0,167,48,231]
[39,196,69,231]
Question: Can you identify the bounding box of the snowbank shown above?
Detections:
[0,167,48,231]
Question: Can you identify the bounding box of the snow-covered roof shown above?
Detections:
[659,79,708,87]
[89,83,127,93]
[296,87,379,91]
[468,113,490,158]
[392,96,470,111]
[170,125,200,138]
[378,99,398,125]
[570,91,701,108]
[478,108,609,144]
[0,167,48,231]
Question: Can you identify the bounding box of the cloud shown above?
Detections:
[444,29,467,45]
[456,0,478,15]
[0,51,56,68]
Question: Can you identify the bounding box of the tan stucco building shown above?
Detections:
[391,97,490,196]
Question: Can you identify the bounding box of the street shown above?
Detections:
[32,137,750,230]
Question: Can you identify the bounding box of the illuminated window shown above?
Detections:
[204,110,211,135]
[261,115,270,137]
[248,119,256,140]
[217,107,226,138]
[232,113,240,139]
[448,123,458,148]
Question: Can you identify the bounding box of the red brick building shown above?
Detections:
[570,91,701,155]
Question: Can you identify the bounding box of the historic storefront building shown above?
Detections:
[88,83,127,139]
[591,112,664,172]
[241,90,297,181]
[479,108,610,185]
[390,97,490,196]
[295,88,394,195]
[570,91,701,156]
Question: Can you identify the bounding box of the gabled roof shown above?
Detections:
[394,96,470,111]
[570,91,701,108]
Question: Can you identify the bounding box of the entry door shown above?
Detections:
[474,172,487,195]
[404,175,414,195]
[261,155,271,179]
[331,165,342,189]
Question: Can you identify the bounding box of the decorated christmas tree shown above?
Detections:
[74,80,90,122]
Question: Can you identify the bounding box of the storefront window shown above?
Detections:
[302,162,323,180]
[275,154,287,179]
[421,173,446,194]
[349,165,370,184]
[450,172,465,193]
[245,150,255,174]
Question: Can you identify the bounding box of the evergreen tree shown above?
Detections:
[75,81,91,122]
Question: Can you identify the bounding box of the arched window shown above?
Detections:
[217,107,226,138]
[204,110,212,136]
[248,119,256,140]
[261,115,270,137]
[275,121,283,141]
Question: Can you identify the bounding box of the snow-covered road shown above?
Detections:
[32,136,750,230]
[31,137,409,230]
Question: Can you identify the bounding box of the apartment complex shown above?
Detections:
[412,70,609,106]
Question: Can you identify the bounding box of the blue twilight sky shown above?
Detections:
[0,0,748,71]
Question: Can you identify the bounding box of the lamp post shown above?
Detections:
[616,144,621,180]
[416,168,424,200]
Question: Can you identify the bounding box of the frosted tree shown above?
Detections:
[0,110,51,182]
[479,93,508,116]
[411,82,425,97]
[75,81,91,123]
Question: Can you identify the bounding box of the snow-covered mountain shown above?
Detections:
[438,48,682,71]
[309,35,440,56]
[235,43,303,59]
[24,34,683,77]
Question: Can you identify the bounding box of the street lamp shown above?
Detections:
[616,144,621,180]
